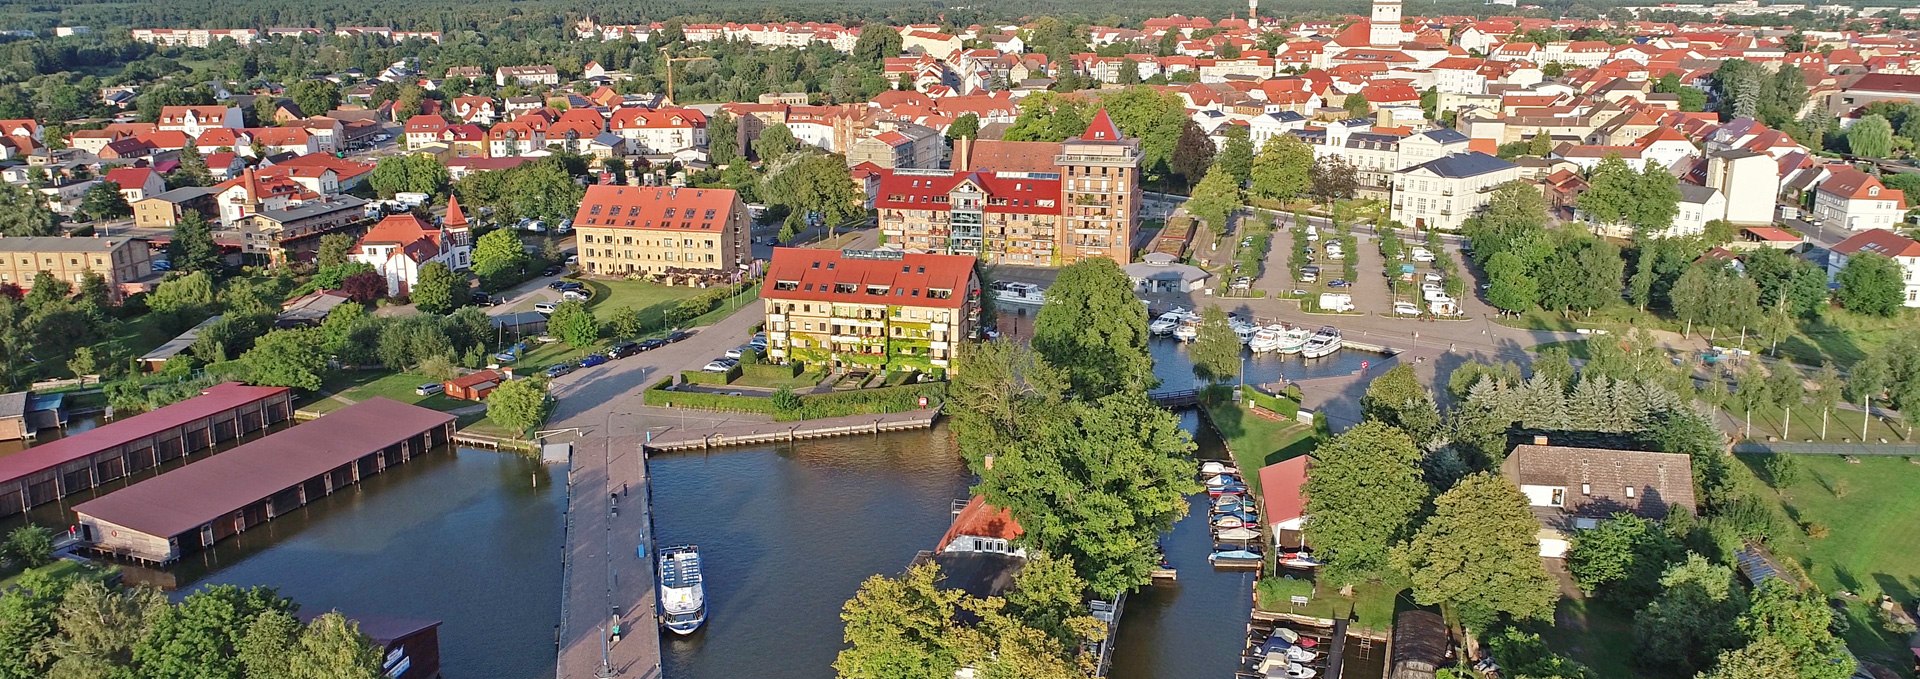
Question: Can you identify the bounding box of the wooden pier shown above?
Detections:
[641,409,940,451]
[555,435,661,679]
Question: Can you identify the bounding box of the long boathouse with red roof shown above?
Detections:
[0,382,293,518]
[73,397,455,564]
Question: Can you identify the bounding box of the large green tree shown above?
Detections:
[1670,261,1761,336]
[472,228,529,291]
[1631,553,1746,675]
[167,211,222,275]
[833,562,965,679]
[43,578,166,679]
[80,182,132,221]
[1835,251,1904,316]
[1189,305,1240,383]
[411,262,459,315]
[1302,421,1426,584]
[288,80,341,119]
[1394,472,1558,628]
[754,123,799,160]
[1359,364,1440,444]
[1846,114,1894,158]
[485,377,550,434]
[761,152,866,237]
[1215,127,1254,185]
[1250,134,1313,202]
[0,183,59,237]
[708,111,739,165]
[1723,579,1855,679]
[1184,166,1241,236]
[131,585,293,679]
[548,300,600,348]
[1563,514,1682,603]
[366,154,450,199]
[240,329,329,390]
[1031,259,1154,399]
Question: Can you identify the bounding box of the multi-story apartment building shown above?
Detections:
[608,107,708,154]
[1813,167,1907,231]
[874,110,1140,267]
[570,185,749,285]
[1828,229,1920,308]
[0,237,155,301]
[761,248,980,372]
[1390,151,1522,231]
[239,196,370,266]
[495,65,561,88]
[130,28,259,46]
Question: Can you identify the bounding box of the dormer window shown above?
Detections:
[1870,186,1881,197]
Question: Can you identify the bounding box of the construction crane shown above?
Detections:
[659,48,714,105]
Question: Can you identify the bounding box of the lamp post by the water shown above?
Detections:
[597,624,612,678]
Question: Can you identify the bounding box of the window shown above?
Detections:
[1550,488,1565,506]
[1624,486,1635,499]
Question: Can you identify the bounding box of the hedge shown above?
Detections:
[1242,384,1300,419]
[741,361,801,380]
[681,366,740,385]
[646,378,946,421]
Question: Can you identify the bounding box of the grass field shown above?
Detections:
[0,559,98,591]
[1515,307,1912,369]
[307,370,472,414]
[1741,454,1920,670]
[1534,596,1637,678]
[1729,403,1909,444]
[1256,573,1411,634]
[1202,397,1317,495]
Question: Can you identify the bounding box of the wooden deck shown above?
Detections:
[641,409,940,451]
[555,435,662,679]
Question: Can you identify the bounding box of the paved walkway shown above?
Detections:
[643,408,939,451]
[556,433,660,679]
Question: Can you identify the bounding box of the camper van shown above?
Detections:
[1318,292,1354,312]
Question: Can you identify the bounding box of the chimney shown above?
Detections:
[954,135,973,172]
[1532,435,1549,446]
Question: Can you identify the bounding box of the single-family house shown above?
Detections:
[1500,443,1697,558]
[1827,228,1920,308]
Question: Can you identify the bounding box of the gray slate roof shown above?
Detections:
[1405,151,1516,179]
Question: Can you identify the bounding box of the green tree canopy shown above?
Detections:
[472,228,530,292]
[0,183,59,237]
[1303,421,1426,583]
[1183,166,1242,235]
[548,300,600,347]
[1835,251,1904,316]
[1250,134,1314,202]
[167,211,222,275]
[1359,364,1440,444]
[1563,513,1682,603]
[485,377,549,434]
[1032,259,1154,399]
[1631,553,1746,675]
[1395,472,1559,628]
[1846,114,1894,158]
[1188,305,1240,383]
[366,154,450,199]
[411,262,459,315]
[753,122,799,160]
[239,329,329,391]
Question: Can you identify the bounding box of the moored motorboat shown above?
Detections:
[1271,326,1313,355]
[1299,326,1343,359]
[991,281,1046,306]
[1214,526,1262,541]
[1173,314,1201,342]
[1199,461,1236,476]
[1208,548,1263,567]
[1212,511,1258,529]
[1279,550,1323,569]
[658,545,707,635]
[1148,308,1187,336]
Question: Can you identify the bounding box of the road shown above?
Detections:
[549,299,765,679]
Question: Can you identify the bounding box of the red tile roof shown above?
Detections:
[0,383,290,486]
[1832,228,1920,258]
[355,214,445,262]
[876,171,1061,216]
[1259,457,1308,526]
[1820,167,1904,205]
[71,398,453,540]
[937,495,1023,549]
[764,247,975,309]
[571,185,739,232]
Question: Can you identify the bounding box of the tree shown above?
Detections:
[1564,514,1681,603]
[1528,132,1554,157]
[1303,422,1426,584]
[1632,553,1747,674]
[132,585,292,679]
[286,613,383,679]
[1725,579,1855,679]
[1210,128,1254,187]
[1308,155,1358,205]
[1250,134,1313,202]
[367,154,449,199]
[851,22,904,64]
[316,233,354,270]
[1188,305,1240,383]
[3,525,54,567]
[754,123,799,160]
[1847,114,1894,158]
[485,378,549,434]
[288,80,341,120]
[1395,472,1558,628]
[0,183,60,236]
[79,182,132,220]
[761,152,865,235]
[1342,93,1371,118]
[548,300,600,348]
[974,391,1196,596]
[833,562,966,679]
[1484,251,1540,312]
[1744,246,1828,316]
[602,157,629,186]
[412,262,458,314]
[167,211,222,275]
[44,578,166,679]
[1359,365,1441,443]
[1183,166,1241,235]
[340,271,384,304]
[171,144,212,189]
[0,568,73,679]
[946,113,980,142]
[235,609,299,679]
[146,270,218,328]
[1168,120,1215,186]
[505,159,584,225]
[1032,259,1154,399]
[472,229,529,291]
[1811,362,1844,440]
[240,329,328,391]
[1487,628,1593,679]
[1670,262,1761,337]
[1835,251,1903,316]
[707,111,739,165]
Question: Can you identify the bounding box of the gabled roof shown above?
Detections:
[1819,167,1904,206]
[1832,228,1920,258]
[1258,456,1307,526]
[938,495,1023,548]
[1500,444,1696,521]
[1402,151,1516,178]
[763,247,975,310]
[571,185,739,232]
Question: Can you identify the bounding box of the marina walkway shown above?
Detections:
[557,434,660,679]
[641,408,940,451]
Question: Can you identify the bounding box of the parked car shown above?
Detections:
[544,363,576,378]
[608,341,640,358]
[702,358,738,372]
[579,354,609,368]
[557,281,585,291]
[533,302,558,315]
[1410,247,1435,262]
[372,133,392,142]
[151,259,173,272]
[666,330,693,343]
[547,280,570,290]
[638,338,667,351]
[725,345,754,359]
[1298,271,1318,283]
[749,332,768,348]
[1393,302,1421,316]
[542,266,562,276]
[1231,277,1253,290]
[1423,272,1443,283]
[1328,279,1351,288]
[562,289,592,301]
[414,383,443,396]
[469,290,496,306]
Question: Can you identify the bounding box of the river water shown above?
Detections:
[0,340,1369,678]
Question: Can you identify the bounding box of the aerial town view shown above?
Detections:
[4,0,1920,676]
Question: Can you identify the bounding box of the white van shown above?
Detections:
[1318,292,1354,312]
[1423,289,1452,303]
[1410,247,1435,262]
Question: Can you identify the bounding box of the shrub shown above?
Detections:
[772,387,802,412]
[4,525,55,568]
[1242,384,1300,419]
[742,361,801,380]
[1764,454,1801,488]
[1803,521,1830,539]
[647,379,944,421]
[680,366,739,385]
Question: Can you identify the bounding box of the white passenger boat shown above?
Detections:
[1173,314,1201,342]
[991,281,1046,306]
[1149,308,1187,336]
[1298,326,1343,359]
[658,545,707,635]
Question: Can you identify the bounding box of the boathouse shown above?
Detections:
[72,397,454,564]
[0,383,293,518]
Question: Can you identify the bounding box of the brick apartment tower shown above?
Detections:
[1055,110,1142,267]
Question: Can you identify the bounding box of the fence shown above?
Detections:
[1732,442,1920,456]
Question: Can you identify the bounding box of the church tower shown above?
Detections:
[1248,0,1259,28]
[1369,0,1402,47]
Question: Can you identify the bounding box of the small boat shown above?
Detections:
[1212,511,1258,529]
[1199,461,1236,476]
[1247,325,1286,353]
[1211,500,1249,516]
[1211,492,1245,508]
[1208,548,1263,566]
[991,281,1046,306]
[1210,483,1248,499]
[1214,526,1261,541]
[1299,326,1343,359]
[1203,473,1240,488]
[1257,638,1321,664]
[1258,659,1317,679]
[1270,627,1300,644]
[658,545,707,635]
[1148,309,1185,336]
[1271,326,1314,355]
[1173,314,1201,342]
[1279,550,1323,569]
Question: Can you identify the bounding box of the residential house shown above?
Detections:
[846,125,944,170]
[1667,183,1727,239]
[404,115,449,150]
[495,65,560,88]
[132,187,218,229]
[239,196,371,265]
[1827,229,1920,307]
[102,167,166,202]
[1702,150,1780,225]
[0,237,155,300]
[1812,167,1907,232]
[443,370,505,401]
[1258,457,1308,551]
[156,105,244,139]
[570,185,749,284]
[1390,152,1522,231]
[761,247,980,371]
[210,168,319,225]
[349,213,471,296]
[608,107,709,155]
[1501,443,1697,558]
[1826,72,1920,115]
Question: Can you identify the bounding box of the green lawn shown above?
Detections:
[1729,403,1909,444]
[1256,574,1411,634]
[1513,306,1911,369]
[1203,397,1317,495]
[1742,454,1920,670]
[307,371,473,414]
[1533,596,1636,679]
[0,559,99,591]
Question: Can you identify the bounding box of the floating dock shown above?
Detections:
[0,383,293,518]
[642,409,939,451]
[72,397,454,565]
